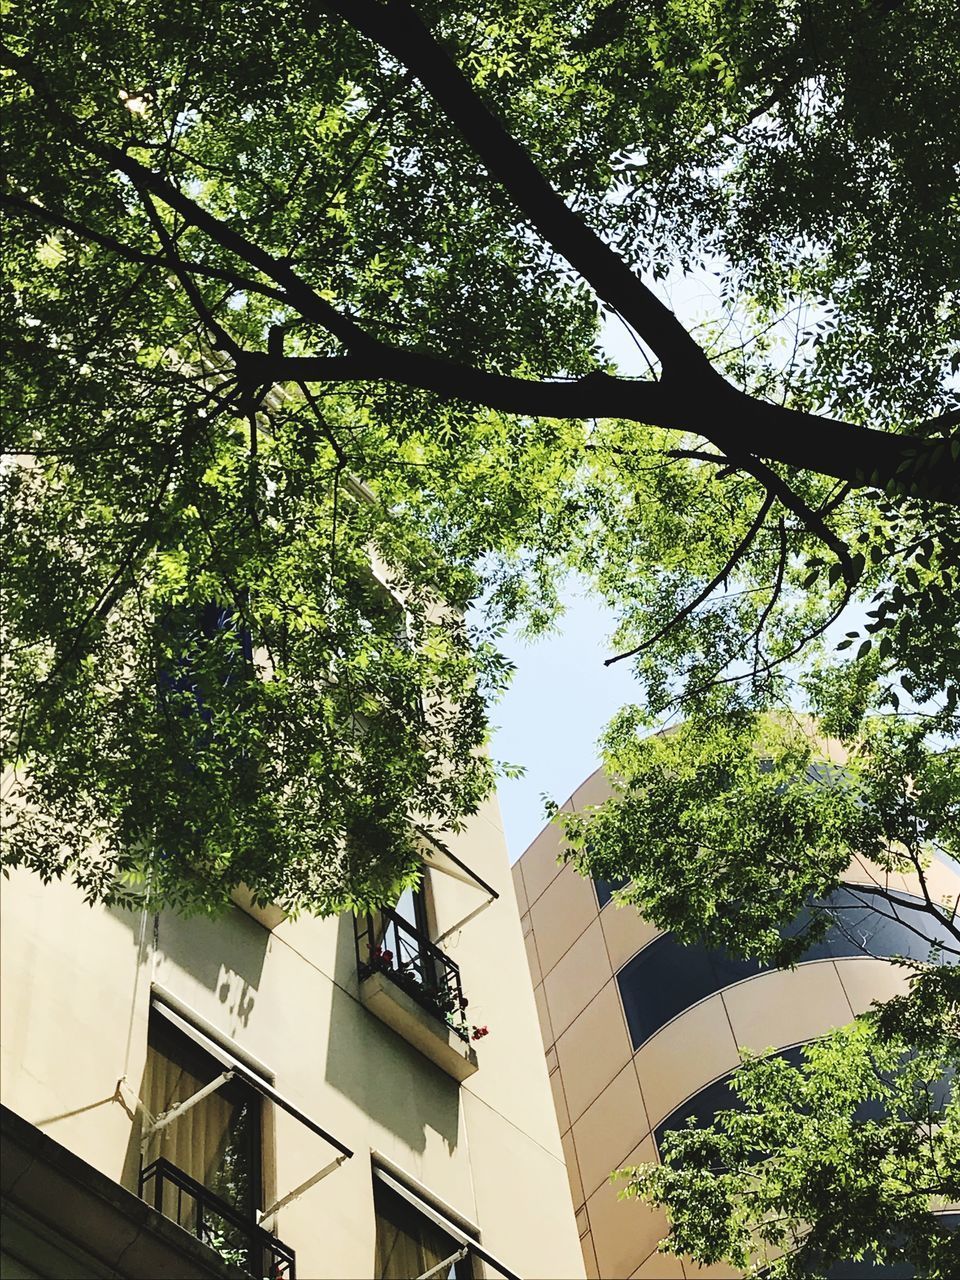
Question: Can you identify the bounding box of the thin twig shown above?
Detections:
[605,489,774,667]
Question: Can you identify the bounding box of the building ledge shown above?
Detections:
[230,884,288,931]
[359,971,479,1081]
[0,1104,248,1279]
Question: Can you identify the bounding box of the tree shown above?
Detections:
[2,4,958,1261]
[622,1003,960,1277]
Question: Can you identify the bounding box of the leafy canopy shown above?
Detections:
[0,4,956,927]
[3,0,959,1269]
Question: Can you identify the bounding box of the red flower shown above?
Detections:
[471,1025,489,1041]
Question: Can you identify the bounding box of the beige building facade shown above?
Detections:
[514,766,960,1280]
[1,794,586,1280]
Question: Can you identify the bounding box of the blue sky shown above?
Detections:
[486,587,637,862]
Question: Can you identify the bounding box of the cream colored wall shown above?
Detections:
[514,767,959,1280]
[0,790,584,1280]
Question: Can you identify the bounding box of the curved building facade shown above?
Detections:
[512,766,959,1280]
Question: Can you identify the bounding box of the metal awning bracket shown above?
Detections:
[257,1153,349,1224]
[140,1070,234,1150]
[417,1247,469,1280]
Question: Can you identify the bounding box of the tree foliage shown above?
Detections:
[623,1010,960,1277]
[2,3,959,1261]
[2,0,956,909]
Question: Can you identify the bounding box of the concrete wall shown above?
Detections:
[1,793,585,1280]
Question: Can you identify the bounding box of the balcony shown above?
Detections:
[356,908,479,1081]
[140,1157,296,1280]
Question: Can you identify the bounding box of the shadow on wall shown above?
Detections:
[322,912,461,1157]
[106,900,269,1027]
[109,903,271,1192]
[155,907,269,1025]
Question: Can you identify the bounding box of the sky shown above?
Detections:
[483,308,676,862]
[480,277,829,862]
[485,588,636,862]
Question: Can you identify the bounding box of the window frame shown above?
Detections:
[143,1006,265,1223]
[371,1162,521,1280]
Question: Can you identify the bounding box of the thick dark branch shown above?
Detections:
[319,0,712,380]
[247,351,670,421]
[3,43,958,501]
[244,352,960,501]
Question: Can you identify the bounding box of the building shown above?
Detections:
[0,793,586,1279]
[513,766,960,1280]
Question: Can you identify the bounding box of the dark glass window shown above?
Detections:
[594,876,629,910]
[618,937,764,1052]
[158,601,253,715]
[653,1045,806,1151]
[618,887,956,1051]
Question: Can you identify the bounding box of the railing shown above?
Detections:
[140,1157,296,1280]
[356,907,470,1041]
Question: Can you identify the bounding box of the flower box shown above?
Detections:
[359,970,479,1081]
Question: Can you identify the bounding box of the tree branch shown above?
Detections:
[736,455,856,583]
[604,489,775,667]
[3,41,958,502]
[136,188,243,359]
[318,0,711,380]
[0,191,291,307]
[244,351,960,501]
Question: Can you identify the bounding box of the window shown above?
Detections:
[393,881,432,939]
[617,934,764,1050]
[372,1166,520,1280]
[158,600,254,716]
[594,875,629,910]
[139,996,333,1279]
[358,876,471,1042]
[141,1013,263,1266]
[616,886,956,1051]
[374,1180,475,1279]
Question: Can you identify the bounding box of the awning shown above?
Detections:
[373,1165,521,1280]
[417,831,499,902]
[151,997,353,1159]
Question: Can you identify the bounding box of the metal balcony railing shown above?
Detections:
[356,907,470,1041]
[140,1157,296,1280]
